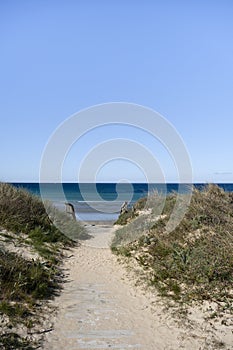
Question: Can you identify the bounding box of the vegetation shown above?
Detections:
[114,197,147,225]
[0,249,59,302]
[0,333,35,350]
[0,248,57,348]
[0,182,87,243]
[112,185,233,307]
[0,182,87,349]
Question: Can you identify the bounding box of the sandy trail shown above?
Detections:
[42,224,208,350]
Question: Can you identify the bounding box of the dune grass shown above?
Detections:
[0,182,87,242]
[0,248,60,302]
[0,182,87,348]
[112,185,233,306]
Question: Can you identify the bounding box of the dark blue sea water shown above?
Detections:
[10,183,233,222]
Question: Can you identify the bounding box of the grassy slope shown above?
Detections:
[0,183,87,349]
[112,184,233,307]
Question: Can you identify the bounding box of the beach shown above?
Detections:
[2,0,233,346]
[1,183,232,349]
[42,222,230,350]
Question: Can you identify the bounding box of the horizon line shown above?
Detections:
[5,181,233,184]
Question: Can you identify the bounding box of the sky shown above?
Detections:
[0,0,233,183]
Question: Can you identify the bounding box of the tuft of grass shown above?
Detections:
[0,301,30,318]
[0,249,59,302]
[0,332,36,350]
[111,245,132,257]
[114,209,136,225]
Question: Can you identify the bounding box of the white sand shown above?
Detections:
[42,224,231,350]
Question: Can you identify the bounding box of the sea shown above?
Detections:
[10,183,233,222]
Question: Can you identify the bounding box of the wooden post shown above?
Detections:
[65,202,76,220]
[120,201,128,214]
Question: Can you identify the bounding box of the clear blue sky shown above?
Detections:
[1,0,233,183]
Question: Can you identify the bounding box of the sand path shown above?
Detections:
[42,224,208,350]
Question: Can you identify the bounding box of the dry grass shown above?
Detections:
[0,183,88,348]
[112,185,233,306]
[0,182,87,242]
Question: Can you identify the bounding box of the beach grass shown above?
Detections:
[112,184,233,307]
[0,182,87,348]
[0,182,88,242]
